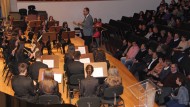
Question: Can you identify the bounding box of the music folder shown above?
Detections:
[41,55,59,68]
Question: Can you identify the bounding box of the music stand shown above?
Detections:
[38,68,63,83]
[80,53,94,63]
[49,26,61,33]
[27,14,37,21]
[28,20,42,28]
[61,31,75,39]
[41,55,59,68]
[75,46,88,54]
[84,62,107,78]
[47,21,59,29]
[42,32,57,42]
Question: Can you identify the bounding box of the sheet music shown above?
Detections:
[43,60,54,68]
[91,67,104,77]
[80,58,90,63]
[54,73,62,83]
[78,47,86,54]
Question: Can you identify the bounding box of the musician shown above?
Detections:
[11,63,36,103]
[28,51,48,81]
[37,27,52,55]
[58,21,71,54]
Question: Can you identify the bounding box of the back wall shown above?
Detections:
[13,0,161,30]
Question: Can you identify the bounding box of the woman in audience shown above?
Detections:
[39,68,61,98]
[114,39,128,60]
[145,27,153,39]
[147,57,165,77]
[64,43,75,73]
[166,75,189,107]
[173,35,189,52]
[93,27,101,47]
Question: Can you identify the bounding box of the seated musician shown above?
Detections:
[37,27,52,55]
[80,64,99,97]
[58,21,71,54]
[38,68,61,99]
[11,63,37,103]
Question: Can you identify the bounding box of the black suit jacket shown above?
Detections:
[80,76,99,97]
[147,58,159,71]
[12,75,35,98]
[28,61,48,80]
[67,60,84,78]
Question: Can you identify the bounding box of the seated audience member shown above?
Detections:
[173,35,189,52]
[97,66,122,97]
[114,39,128,60]
[147,57,165,77]
[156,64,183,105]
[149,26,161,43]
[121,41,132,58]
[151,59,171,81]
[93,49,110,69]
[64,43,75,73]
[12,63,36,102]
[138,52,159,81]
[28,51,48,81]
[39,68,61,98]
[164,31,173,45]
[93,27,101,47]
[120,41,139,69]
[145,27,153,39]
[159,30,167,44]
[166,75,189,107]
[130,48,154,76]
[94,18,102,27]
[169,33,180,49]
[80,64,99,97]
[124,43,147,69]
[67,51,84,78]
[58,21,71,54]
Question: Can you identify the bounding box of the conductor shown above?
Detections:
[74,7,93,51]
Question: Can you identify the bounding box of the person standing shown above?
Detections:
[74,7,93,51]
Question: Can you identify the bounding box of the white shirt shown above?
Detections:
[148,58,157,70]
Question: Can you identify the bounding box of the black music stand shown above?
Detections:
[61,31,75,44]
[49,26,61,33]
[28,20,42,28]
[42,32,57,42]
[47,21,59,29]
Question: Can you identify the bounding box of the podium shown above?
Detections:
[127,79,160,107]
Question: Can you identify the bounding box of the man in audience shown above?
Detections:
[120,41,139,69]
[156,63,183,105]
[80,64,99,97]
[28,51,48,81]
[67,51,84,78]
[12,63,36,102]
[130,48,154,78]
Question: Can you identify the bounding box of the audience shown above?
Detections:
[166,75,189,107]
